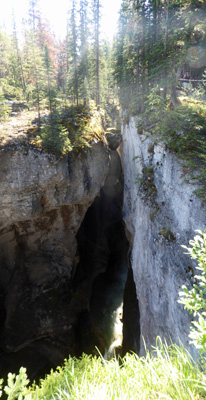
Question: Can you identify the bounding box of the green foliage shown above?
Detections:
[142,88,167,129]
[114,0,206,113]
[0,1,117,119]
[4,367,29,400]
[38,104,104,156]
[39,111,73,156]
[141,88,206,198]
[0,89,11,119]
[158,227,176,241]
[0,27,12,80]
[0,379,3,398]
[179,230,206,356]
[135,165,158,200]
[0,340,205,399]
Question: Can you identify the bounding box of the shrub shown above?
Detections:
[142,88,206,199]
[179,230,206,356]
[39,111,73,156]
[0,89,11,119]
[37,104,104,156]
[4,367,29,400]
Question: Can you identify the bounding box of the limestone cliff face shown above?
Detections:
[0,142,110,375]
[121,116,206,356]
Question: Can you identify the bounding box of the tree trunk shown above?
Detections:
[163,0,170,98]
[170,65,182,108]
[96,0,100,108]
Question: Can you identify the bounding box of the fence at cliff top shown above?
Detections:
[178,79,206,82]
[178,78,206,90]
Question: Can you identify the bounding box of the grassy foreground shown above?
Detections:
[1,340,206,400]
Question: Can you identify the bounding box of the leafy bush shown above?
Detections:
[179,230,206,356]
[4,368,29,400]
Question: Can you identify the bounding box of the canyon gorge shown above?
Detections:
[0,117,205,380]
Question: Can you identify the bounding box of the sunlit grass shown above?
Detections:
[8,339,203,400]
[179,95,206,118]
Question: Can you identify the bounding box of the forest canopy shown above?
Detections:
[1,1,206,119]
[1,0,206,164]
[113,0,206,111]
[0,0,117,126]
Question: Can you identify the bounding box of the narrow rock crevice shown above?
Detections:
[73,149,141,359]
[73,149,130,357]
[122,266,140,356]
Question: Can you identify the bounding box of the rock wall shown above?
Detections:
[0,142,110,377]
[121,116,206,356]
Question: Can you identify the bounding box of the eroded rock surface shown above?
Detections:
[121,116,206,356]
[0,142,110,377]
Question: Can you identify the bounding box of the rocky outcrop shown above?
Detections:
[0,142,110,377]
[121,116,206,356]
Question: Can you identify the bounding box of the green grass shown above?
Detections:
[2,339,206,399]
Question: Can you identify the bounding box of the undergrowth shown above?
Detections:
[141,88,206,199]
[179,230,206,356]
[35,103,105,156]
[1,339,205,399]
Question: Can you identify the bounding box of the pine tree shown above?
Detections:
[67,0,79,105]
[114,0,206,112]
[44,44,53,111]
[0,28,11,80]
[36,17,58,109]
[92,0,101,108]
[79,0,90,105]
[28,0,42,125]
[10,13,26,96]
[56,39,68,97]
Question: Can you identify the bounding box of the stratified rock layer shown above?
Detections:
[0,142,110,376]
[121,116,206,356]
